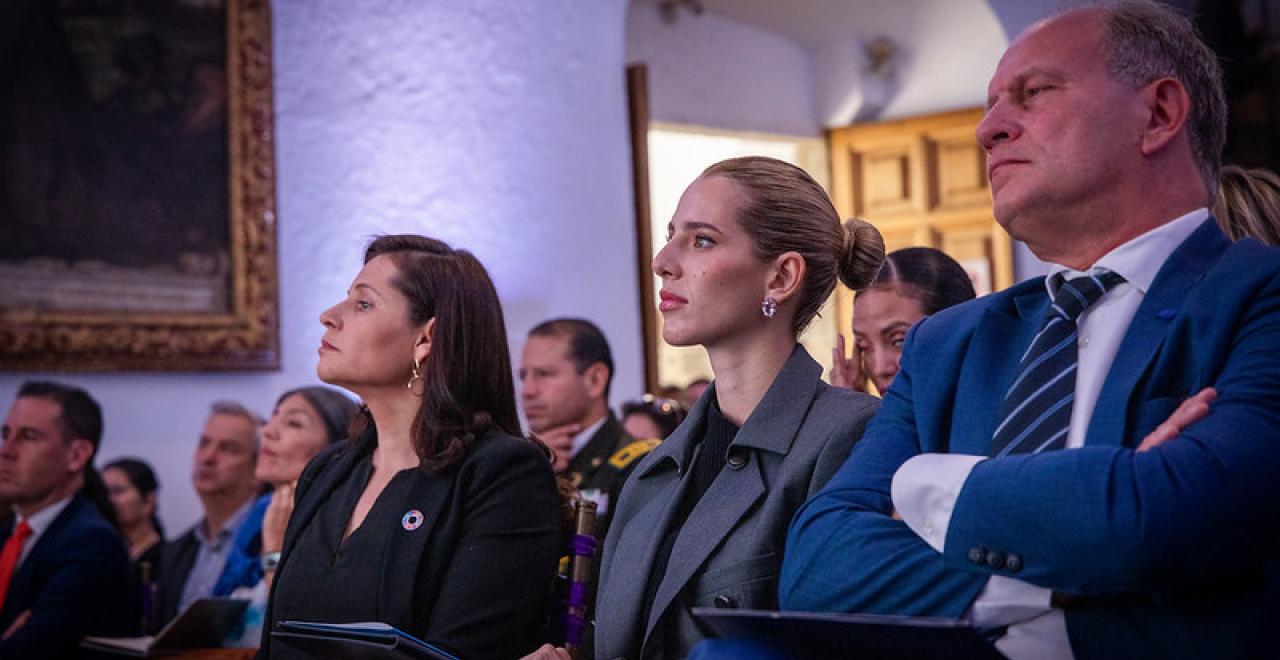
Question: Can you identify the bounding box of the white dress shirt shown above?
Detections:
[570,415,608,459]
[14,495,74,569]
[892,208,1209,660]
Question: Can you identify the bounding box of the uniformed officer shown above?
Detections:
[519,318,656,543]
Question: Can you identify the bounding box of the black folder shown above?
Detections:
[80,597,250,657]
[272,621,460,660]
[691,607,1007,660]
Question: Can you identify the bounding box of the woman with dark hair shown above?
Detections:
[103,458,164,565]
[572,156,883,659]
[226,387,358,647]
[261,235,562,659]
[620,395,685,440]
[103,458,164,633]
[831,246,977,394]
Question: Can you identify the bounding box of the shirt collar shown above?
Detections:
[570,414,608,458]
[1045,207,1209,298]
[17,494,74,537]
[194,496,255,547]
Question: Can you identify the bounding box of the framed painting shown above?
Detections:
[0,0,279,371]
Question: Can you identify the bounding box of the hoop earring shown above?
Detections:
[407,358,425,396]
[761,296,778,319]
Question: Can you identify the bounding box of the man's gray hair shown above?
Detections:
[209,400,264,446]
[1094,0,1227,204]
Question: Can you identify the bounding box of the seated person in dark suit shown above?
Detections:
[0,381,132,657]
[157,401,265,626]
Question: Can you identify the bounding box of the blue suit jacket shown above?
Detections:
[781,219,1280,659]
[0,493,133,659]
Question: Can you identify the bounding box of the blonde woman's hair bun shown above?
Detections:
[838,218,886,291]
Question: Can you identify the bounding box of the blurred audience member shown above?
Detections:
[678,378,710,409]
[620,395,685,440]
[1214,164,1280,245]
[831,246,976,393]
[0,381,132,655]
[520,318,656,538]
[104,458,164,565]
[229,386,358,647]
[157,401,263,626]
[104,457,165,633]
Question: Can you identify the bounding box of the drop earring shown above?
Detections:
[761,297,778,319]
[407,358,425,396]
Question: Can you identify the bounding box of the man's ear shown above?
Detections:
[413,317,437,366]
[1140,77,1191,157]
[765,251,807,308]
[582,362,609,400]
[65,438,93,474]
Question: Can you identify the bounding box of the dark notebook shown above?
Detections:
[691,607,1008,660]
[80,597,250,657]
[272,621,460,660]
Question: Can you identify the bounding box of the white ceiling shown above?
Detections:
[635,0,1042,50]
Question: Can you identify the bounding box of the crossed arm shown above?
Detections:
[781,294,1280,613]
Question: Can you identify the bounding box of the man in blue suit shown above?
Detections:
[0,382,133,657]
[781,3,1280,659]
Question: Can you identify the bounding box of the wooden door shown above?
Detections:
[828,107,1012,345]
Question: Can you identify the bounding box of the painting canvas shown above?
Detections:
[0,0,278,371]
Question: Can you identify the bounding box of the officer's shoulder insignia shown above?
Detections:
[608,438,660,470]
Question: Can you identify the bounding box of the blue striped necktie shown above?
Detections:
[988,269,1126,456]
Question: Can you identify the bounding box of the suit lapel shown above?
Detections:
[277,433,372,575]
[377,466,454,626]
[642,346,815,640]
[960,287,1046,456]
[598,413,700,654]
[1087,219,1230,447]
[5,496,85,620]
[643,456,766,638]
[568,414,621,483]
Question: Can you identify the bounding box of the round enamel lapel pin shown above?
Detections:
[402,509,424,531]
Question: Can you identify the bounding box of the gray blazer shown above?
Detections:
[595,345,879,659]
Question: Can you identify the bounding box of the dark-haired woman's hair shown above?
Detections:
[701,156,886,334]
[350,235,521,473]
[621,396,686,439]
[276,387,359,445]
[104,457,164,539]
[868,247,977,315]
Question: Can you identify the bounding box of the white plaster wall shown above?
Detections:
[0,0,639,535]
[625,3,819,136]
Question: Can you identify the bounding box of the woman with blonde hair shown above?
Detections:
[587,156,884,659]
[1214,164,1280,246]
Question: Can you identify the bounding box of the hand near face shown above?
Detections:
[830,333,868,392]
[1137,387,1217,452]
[262,482,295,554]
[534,423,581,474]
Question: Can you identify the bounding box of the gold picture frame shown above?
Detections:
[0,0,279,371]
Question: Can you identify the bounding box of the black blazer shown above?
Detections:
[155,526,197,627]
[261,426,563,660]
[0,494,133,658]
